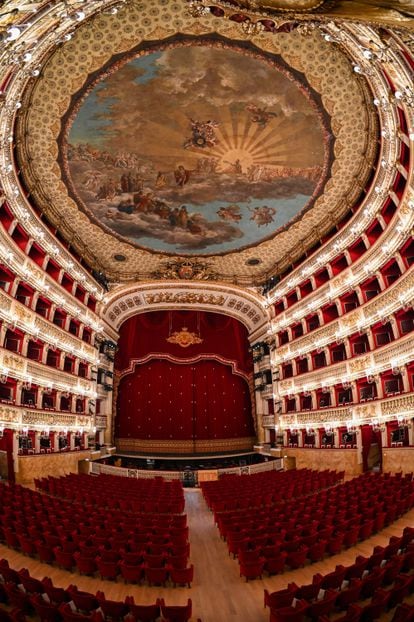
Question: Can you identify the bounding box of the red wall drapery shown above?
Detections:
[116,311,252,376]
[115,311,254,443]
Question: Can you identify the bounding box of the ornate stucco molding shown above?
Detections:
[102,281,270,339]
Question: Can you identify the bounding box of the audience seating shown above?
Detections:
[265,524,414,622]
[204,472,414,578]
[0,563,199,622]
[0,478,191,587]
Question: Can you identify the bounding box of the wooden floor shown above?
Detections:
[0,488,414,621]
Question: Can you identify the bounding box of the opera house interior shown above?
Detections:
[0,0,414,620]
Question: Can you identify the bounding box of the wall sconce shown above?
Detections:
[371,418,385,433]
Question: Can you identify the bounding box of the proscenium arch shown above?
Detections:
[112,308,258,454]
[102,281,271,343]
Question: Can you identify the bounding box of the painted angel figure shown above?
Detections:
[246,104,278,127]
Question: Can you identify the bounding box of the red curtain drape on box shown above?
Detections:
[361,424,382,472]
[115,311,254,443]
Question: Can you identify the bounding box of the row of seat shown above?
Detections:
[201,468,344,512]
[0,483,191,585]
[35,474,185,515]
[215,472,414,536]
[264,526,414,621]
[0,561,197,622]
[219,474,414,577]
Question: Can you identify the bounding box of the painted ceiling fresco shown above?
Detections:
[63,41,330,256]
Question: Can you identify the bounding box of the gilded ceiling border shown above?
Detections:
[14,0,376,283]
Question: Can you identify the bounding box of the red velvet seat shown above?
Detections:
[96,559,119,581]
[35,541,55,564]
[18,570,44,594]
[169,554,188,570]
[318,564,347,590]
[382,556,404,585]
[239,558,265,581]
[269,599,308,622]
[125,599,160,622]
[121,552,143,566]
[95,593,128,621]
[358,519,374,540]
[41,579,70,606]
[54,548,75,571]
[286,547,308,569]
[30,594,62,622]
[264,553,287,576]
[144,566,169,586]
[336,579,362,610]
[307,589,338,620]
[387,573,413,609]
[262,544,281,559]
[159,599,192,622]
[0,566,20,585]
[143,554,166,568]
[73,554,97,577]
[4,530,20,550]
[343,526,360,548]
[170,564,194,588]
[264,584,298,609]
[307,540,327,563]
[318,604,362,622]
[59,604,102,622]
[66,589,99,614]
[372,512,386,533]
[119,563,143,584]
[17,535,37,557]
[345,556,369,580]
[360,588,391,622]
[4,584,33,614]
[360,567,385,599]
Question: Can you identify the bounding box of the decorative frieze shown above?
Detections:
[0,406,20,424]
[277,393,414,429]
[381,394,414,417]
[104,283,269,333]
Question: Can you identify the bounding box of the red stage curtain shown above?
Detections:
[116,359,253,441]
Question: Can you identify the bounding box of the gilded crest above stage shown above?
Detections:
[16,0,378,283]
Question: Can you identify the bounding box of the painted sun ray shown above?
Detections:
[246,127,287,152]
[239,117,254,151]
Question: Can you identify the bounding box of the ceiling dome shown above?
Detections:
[62,39,330,257]
[13,0,377,285]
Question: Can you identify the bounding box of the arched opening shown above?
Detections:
[114,311,255,454]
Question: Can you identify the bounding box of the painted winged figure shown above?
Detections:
[249,205,277,226]
[246,104,278,128]
[217,205,242,222]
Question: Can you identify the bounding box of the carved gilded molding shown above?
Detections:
[0,405,95,430]
[274,265,414,365]
[12,3,375,284]
[0,289,97,363]
[278,391,414,428]
[0,347,95,395]
[103,282,269,335]
[0,227,103,324]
